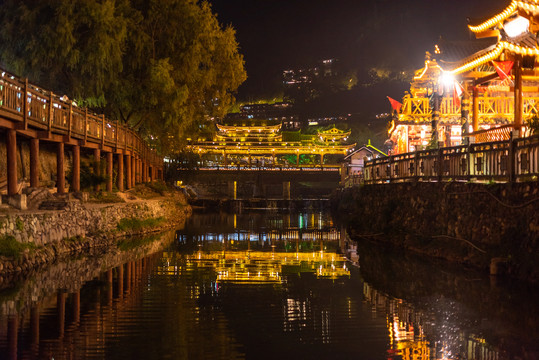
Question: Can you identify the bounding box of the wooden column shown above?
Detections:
[106,152,113,192]
[131,155,136,186]
[125,155,132,189]
[57,143,65,194]
[142,161,147,183]
[117,153,124,191]
[72,145,80,192]
[94,149,101,191]
[514,55,523,132]
[461,83,470,145]
[472,87,479,132]
[6,129,17,195]
[30,138,40,188]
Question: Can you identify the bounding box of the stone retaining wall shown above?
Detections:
[0,196,189,245]
[333,182,539,281]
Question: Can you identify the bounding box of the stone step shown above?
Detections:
[39,200,68,210]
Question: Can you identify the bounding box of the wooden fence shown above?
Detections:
[364,134,539,183]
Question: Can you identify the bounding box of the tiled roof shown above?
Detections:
[438,38,498,65]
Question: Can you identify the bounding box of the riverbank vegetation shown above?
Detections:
[0,235,36,259]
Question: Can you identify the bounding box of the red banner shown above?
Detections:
[387,96,402,113]
[492,60,514,81]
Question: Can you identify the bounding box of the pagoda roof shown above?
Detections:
[344,142,386,160]
[318,127,351,136]
[216,123,282,132]
[446,37,539,75]
[468,0,539,34]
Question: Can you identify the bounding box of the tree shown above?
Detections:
[0,0,246,154]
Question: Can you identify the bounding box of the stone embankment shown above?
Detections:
[1,231,175,317]
[0,191,191,278]
[333,182,539,282]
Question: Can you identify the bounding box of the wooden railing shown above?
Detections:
[364,134,539,183]
[0,69,161,166]
[400,95,539,121]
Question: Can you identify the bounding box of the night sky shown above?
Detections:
[209,0,508,105]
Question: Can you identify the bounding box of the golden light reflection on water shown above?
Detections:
[158,250,350,283]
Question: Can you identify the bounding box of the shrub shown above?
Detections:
[0,235,36,258]
[116,217,166,232]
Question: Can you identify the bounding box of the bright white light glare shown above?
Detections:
[440,72,455,88]
[504,16,529,38]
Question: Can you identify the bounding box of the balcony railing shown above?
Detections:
[400,95,539,122]
[364,134,539,183]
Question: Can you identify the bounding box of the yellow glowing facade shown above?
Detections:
[388,1,539,154]
[189,121,355,167]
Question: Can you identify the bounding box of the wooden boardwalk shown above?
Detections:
[0,68,163,196]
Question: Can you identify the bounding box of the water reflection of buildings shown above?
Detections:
[363,283,500,360]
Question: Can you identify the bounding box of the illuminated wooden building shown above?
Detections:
[389,0,539,154]
[189,121,355,168]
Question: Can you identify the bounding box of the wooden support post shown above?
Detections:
[117,153,124,191]
[126,154,132,189]
[57,142,65,194]
[142,161,146,183]
[94,148,101,192]
[461,82,470,145]
[30,138,39,188]
[472,87,479,132]
[106,151,113,192]
[514,55,523,134]
[7,129,17,195]
[72,145,80,192]
[131,155,136,187]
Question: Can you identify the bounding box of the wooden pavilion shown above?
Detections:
[389,0,539,154]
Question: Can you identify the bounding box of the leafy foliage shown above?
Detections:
[526,114,539,135]
[0,0,246,154]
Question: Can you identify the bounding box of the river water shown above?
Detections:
[0,210,537,359]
